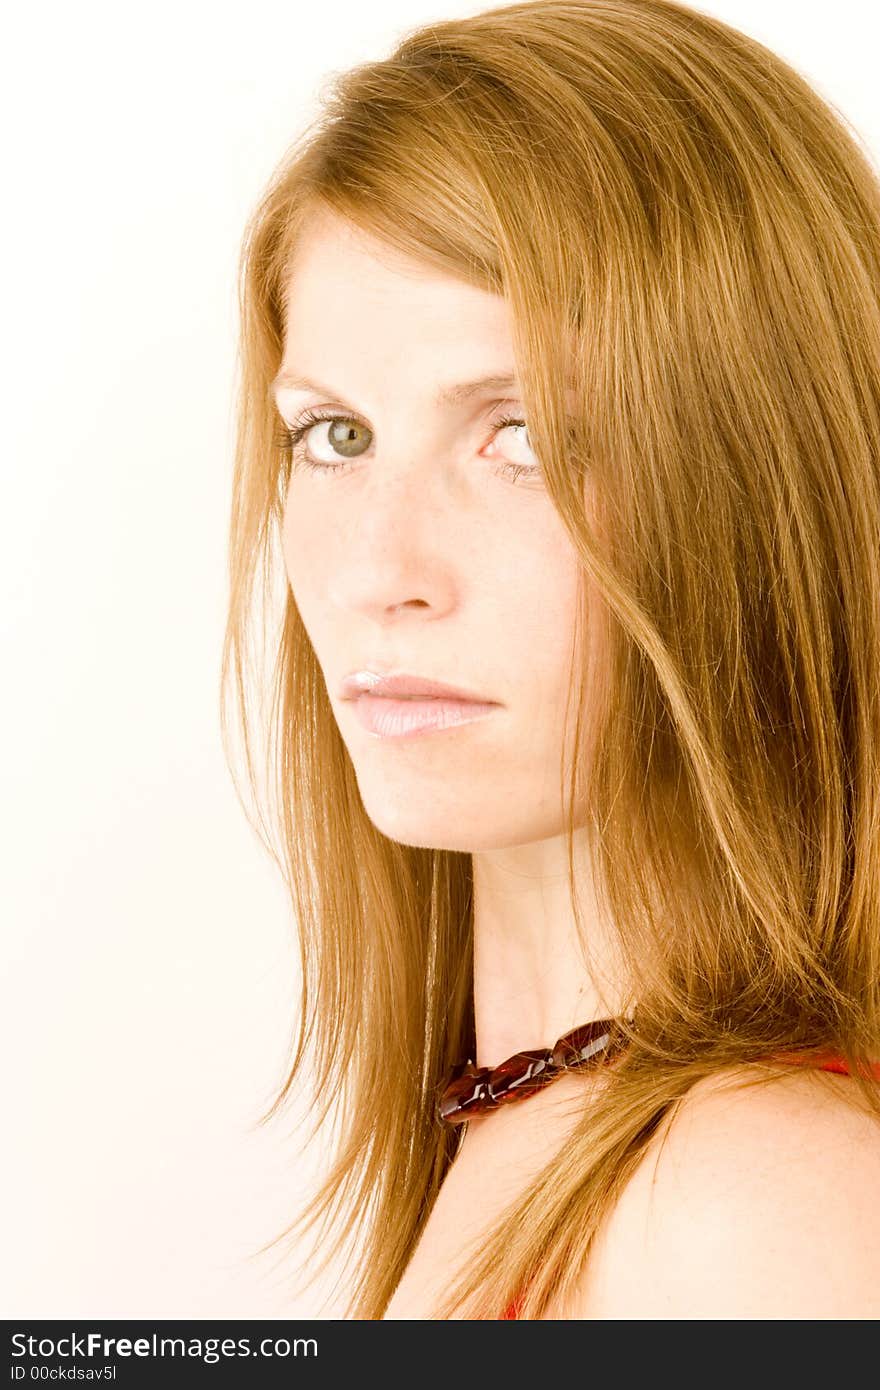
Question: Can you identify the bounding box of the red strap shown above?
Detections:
[767,1051,880,1079]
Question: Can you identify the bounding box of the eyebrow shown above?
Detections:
[270,369,520,407]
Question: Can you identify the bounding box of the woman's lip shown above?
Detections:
[350,694,501,739]
[339,671,498,702]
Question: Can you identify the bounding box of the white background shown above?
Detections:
[2,0,879,1319]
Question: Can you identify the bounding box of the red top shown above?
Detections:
[499,1051,880,1319]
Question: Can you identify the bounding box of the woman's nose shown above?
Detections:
[323,457,465,624]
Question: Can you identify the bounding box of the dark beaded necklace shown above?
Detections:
[437,1016,633,1127]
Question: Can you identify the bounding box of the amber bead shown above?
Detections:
[437,1017,628,1127]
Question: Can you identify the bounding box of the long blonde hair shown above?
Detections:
[221,0,880,1318]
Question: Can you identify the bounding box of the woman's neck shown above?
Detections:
[470,831,632,1068]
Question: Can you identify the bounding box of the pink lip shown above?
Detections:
[338,670,502,738]
[351,694,500,739]
[338,671,499,703]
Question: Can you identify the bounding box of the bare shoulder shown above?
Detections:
[566,1064,880,1319]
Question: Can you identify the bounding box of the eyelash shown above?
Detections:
[272,406,539,484]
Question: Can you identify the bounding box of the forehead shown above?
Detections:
[278,211,515,393]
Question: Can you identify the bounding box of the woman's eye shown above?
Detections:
[301,416,372,465]
[272,411,373,471]
[489,420,539,472]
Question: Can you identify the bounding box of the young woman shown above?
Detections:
[221,0,880,1318]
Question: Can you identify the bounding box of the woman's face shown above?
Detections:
[277,208,589,851]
